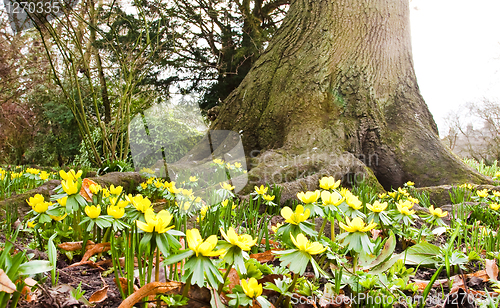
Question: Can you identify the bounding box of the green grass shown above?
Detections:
[463,158,500,178]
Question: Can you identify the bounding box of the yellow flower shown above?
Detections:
[59,169,82,181]
[398,187,409,196]
[388,191,397,199]
[366,201,388,213]
[429,205,448,218]
[27,220,36,228]
[140,183,148,189]
[281,204,310,225]
[39,171,49,180]
[57,196,67,207]
[85,205,101,219]
[408,196,420,204]
[109,185,123,195]
[490,203,500,211]
[62,179,79,195]
[378,193,387,199]
[108,205,125,219]
[126,194,152,213]
[221,199,229,207]
[49,213,67,221]
[297,191,320,204]
[220,227,257,251]
[254,185,268,195]
[290,233,327,255]
[213,159,224,165]
[271,223,283,233]
[27,194,45,207]
[321,190,343,206]
[396,200,415,216]
[319,176,341,190]
[33,201,51,213]
[263,194,275,202]
[136,208,174,233]
[26,168,40,174]
[164,181,175,188]
[477,189,489,198]
[200,206,209,217]
[182,189,193,196]
[241,278,262,298]
[220,182,235,191]
[234,162,242,168]
[190,176,198,182]
[186,228,225,257]
[154,181,163,189]
[89,183,102,194]
[493,191,500,197]
[147,178,154,185]
[406,181,415,186]
[345,192,362,210]
[340,217,377,233]
[167,186,182,194]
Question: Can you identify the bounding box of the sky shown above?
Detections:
[410,0,500,136]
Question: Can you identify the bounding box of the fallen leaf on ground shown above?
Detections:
[0,269,16,293]
[250,250,277,263]
[486,259,498,281]
[80,178,97,202]
[89,285,108,303]
[58,240,95,251]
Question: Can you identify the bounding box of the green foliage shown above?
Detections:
[463,158,499,177]
[129,111,203,170]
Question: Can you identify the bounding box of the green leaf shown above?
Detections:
[360,231,396,270]
[18,260,52,275]
[402,242,440,266]
[163,250,194,266]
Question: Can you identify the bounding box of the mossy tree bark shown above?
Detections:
[212,0,489,189]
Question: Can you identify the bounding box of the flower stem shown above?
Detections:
[317,218,328,241]
[331,217,336,242]
[218,262,234,294]
[353,252,358,272]
[282,272,299,307]
[182,275,191,298]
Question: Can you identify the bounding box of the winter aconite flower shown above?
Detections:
[319,176,341,190]
[59,169,82,181]
[136,208,174,233]
[62,179,79,195]
[340,217,377,233]
[57,196,67,207]
[254,185,268,195]
[107,205,125,219]
[186,228,225,257]
[429,205,448,218]
[490,203,500,211]
[220,227,257,251]
[290,233,326,255]
[281,204,310,225]
[27,194,45,207]
[406,181,415,186]
[220,182,235,191]
[396,200,415,216]
[241,278,263,298]
[189,176,198,182]
[477,189,489,198]
[32,201,51,213]
[49,213,67,221]
[262,194,275,202]
[321,190,343,206]
[345,192,362,210]
[366,201,388,213]
[297,191,320,204]
[84,205,101,219]
[109,185,123,196]
[126,194,152,213]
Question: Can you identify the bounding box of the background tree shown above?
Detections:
[443,99,500,163]
[211,0,489,189]
[167,0,289,111]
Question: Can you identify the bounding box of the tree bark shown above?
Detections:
[212,0,489,189]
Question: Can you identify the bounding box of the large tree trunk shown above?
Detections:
[212,0,489,189]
